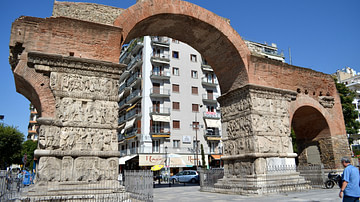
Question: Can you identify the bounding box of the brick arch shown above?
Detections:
[12,53,55,118]
[289,95,342,168]
[114,0,251,94]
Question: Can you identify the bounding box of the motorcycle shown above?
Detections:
[325,171,342,189]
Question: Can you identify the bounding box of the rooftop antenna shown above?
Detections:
[288,47,292,65]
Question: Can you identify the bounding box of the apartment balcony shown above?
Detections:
[125,108,142,120]
[29,120,37,124]
[201,63,213,72]
[126,72,141,87]
[28,130,37,134]
[151,54,170,64]
[119,99,131,111]
[149,107,170,116]
[203,111,221,119]
[151,36,170,47]
[150,127,170,138]
[204,130,221,141]
[118,114,126,124]
[150,88,170,98]
[150,71,170,80]
[126,90,142,104]
[127,54,143,71]
[202,94,219,104]
[201,77,218,88]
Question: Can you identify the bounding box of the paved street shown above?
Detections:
[154,185,342,202]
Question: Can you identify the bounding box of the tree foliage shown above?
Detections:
[21,140,38,170]
[0,124,24,169]
[334,78,360,136]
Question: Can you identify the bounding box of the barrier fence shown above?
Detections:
[199,164,329,193]
[0,170,154,202]
[124,170,154,202]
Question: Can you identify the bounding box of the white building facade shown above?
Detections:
[334,67,360,151]
[118,36,222,174]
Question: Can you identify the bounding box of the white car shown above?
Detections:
[169,170,199,184]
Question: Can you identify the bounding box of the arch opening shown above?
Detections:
[117,8,250,94]
[291,106,333,168]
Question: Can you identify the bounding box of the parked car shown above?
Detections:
[169,170,199,184]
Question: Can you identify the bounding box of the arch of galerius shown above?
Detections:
[8,0,350,199]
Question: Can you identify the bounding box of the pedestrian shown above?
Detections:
[339,157,360,202]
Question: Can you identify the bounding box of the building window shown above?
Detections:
[173,120,180,129]
[172,51,179,59]
[192,104,199,112]
[173,102,180,110]
[172,84,180,93]
[153,140,159,153]
[207,105,215,112]
[173,140,180,148]
[191,86,198,95]
[190,54,197,62]
[173,67,179,76]
[172,39,179,44]
[209,142,217,153]
[191,70,198,79]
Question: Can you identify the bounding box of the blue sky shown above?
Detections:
[0,0,359,136]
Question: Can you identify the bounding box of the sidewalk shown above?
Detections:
[154,185,342,202]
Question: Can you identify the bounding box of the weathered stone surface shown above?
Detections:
[52,1,124,26]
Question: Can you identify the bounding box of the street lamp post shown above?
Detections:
[165,146,168,182]
[192,105,203,170]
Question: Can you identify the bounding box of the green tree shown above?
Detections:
[21,140,38,170]
[334,78,360,138]
[0,124,24,169]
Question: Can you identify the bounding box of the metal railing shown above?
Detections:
[150,70,170,78]
[126,90,142,103]
[149,107,170,114]
[126,72,141,86]
[150,127,170,135]
[124,170,153,202]
[125,108,141,119]
[151,36,170,44]
[127,54,142,71]
[151,54,170,61]
[150,88,170,96]
[201,77,218,85]
[202,94,219,101]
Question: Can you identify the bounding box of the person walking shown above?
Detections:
[339,157,360,202]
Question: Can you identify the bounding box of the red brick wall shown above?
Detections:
[10,16,122,63]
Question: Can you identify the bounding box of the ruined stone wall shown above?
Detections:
[10,16,122,64]
[52,1,124,26]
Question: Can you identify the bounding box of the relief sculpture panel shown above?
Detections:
[55,98,118,126]
[50,72,119,96]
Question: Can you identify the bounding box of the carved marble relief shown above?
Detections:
[55,98,118,126]
[50,72,119,96]
[37,156,118,182]
[39,125,117,151]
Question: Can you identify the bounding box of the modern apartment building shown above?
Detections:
[118,36,222,174]
[244,40,285,62]
[334,67,360,152]
[27,104,39,141]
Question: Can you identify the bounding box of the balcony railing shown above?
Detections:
[150,70,170,80]
[150,88,170,97]
[151,54,170,63]
[127,54,143,71]
[201,77,218,87]
[204,130,221,137]
[203,111,221,119]
[202,94,219,103]
[126,90,142,104]
[151,36,170,45]
[150,127,170,136]
[149,107,170,115]
[118,114,126,124]
[125,108,141,119]
[126,72,141,86]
